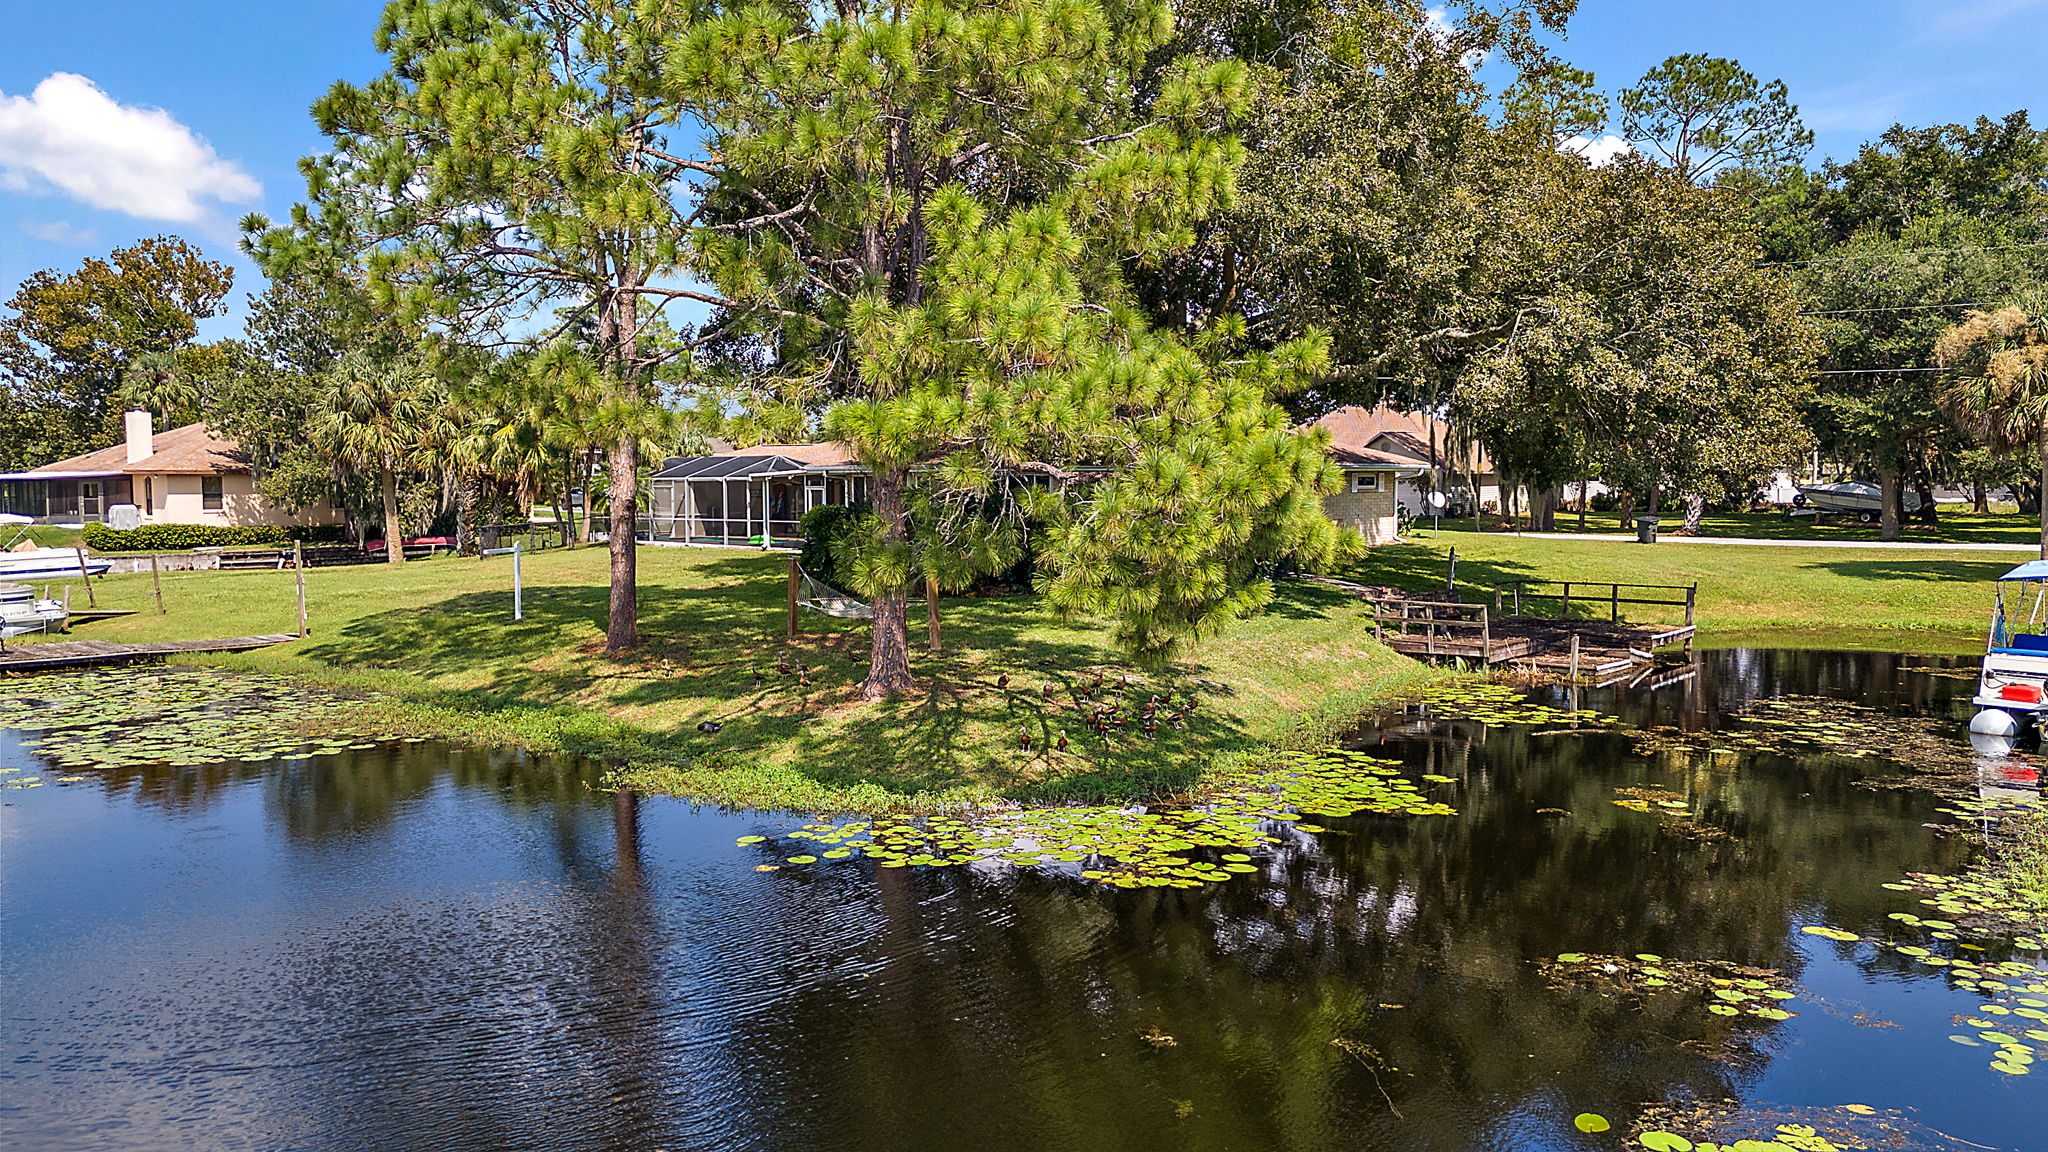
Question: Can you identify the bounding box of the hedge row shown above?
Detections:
[82,522,351,552]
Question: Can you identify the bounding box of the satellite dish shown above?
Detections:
[1425,491,1448,510]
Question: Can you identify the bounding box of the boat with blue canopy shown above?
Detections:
[1973,558,2048,739]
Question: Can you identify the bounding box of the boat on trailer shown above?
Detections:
[0,513,112,581]
[1973,559,2048,740]
[1792,481,1923,523]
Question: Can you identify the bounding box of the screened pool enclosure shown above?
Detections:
[642,449,869,549]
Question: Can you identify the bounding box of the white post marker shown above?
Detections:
[513,539,524,622]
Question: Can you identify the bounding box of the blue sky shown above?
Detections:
[3,0,2044,338]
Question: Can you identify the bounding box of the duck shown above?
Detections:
[697,720,724,733]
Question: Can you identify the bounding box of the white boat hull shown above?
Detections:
[1794,483,1923,515]
[0,548,113,582]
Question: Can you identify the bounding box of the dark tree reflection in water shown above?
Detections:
[0,649,2039,1152]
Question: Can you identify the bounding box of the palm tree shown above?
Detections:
[118,350,201,426]
[316,350,449,564]
[1936,301,2048,558]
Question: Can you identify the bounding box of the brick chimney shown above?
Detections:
[124,409,154,464]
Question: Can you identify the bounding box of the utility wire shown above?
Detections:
[1763,241,2048,267]
[1799,301,1995,316]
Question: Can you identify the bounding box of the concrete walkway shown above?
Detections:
[1487,532,2039,554]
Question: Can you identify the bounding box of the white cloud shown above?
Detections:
[1912,0,2048,39]
[0,73,259,224]
[22,219,97,244]
[1561,134,1634,166]
[1423,7,1489,70]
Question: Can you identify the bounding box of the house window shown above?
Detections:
[202,475,223,511]
[1350,473,1381,493]
[144,477,154,510]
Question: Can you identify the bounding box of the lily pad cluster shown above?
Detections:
[1401,682,1621,727]
[1613,786,1694,815]
[1541,953,1799,1023]
[1800,915,2048,1077]
[1629,696,2033,784]
[1627,1100,2001,1152]
[0,668,370,773]
[752,748,1457,889]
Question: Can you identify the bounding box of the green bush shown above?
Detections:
[82,522,349,552]
[799,503,865,590]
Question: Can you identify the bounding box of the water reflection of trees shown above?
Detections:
[724,721,1973,1151]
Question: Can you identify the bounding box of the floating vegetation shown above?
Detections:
[754,748,1457,889]
[0,668,370,773]
[1541,953,1799,1023]
[1628,695,2039,786]
[1402,681,1622,728]
[1628,1099,2002,1152]
[1613,786,1694,814]
[1897,794,2048,939]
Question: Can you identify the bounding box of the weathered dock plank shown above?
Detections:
[0,634,300,672]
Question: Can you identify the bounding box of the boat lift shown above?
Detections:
[1972,559,2048,741]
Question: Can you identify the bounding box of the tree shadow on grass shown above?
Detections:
[303,551,1274,803]
[1801,557,2017,584]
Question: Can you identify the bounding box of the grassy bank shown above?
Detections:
[1464,507,2037,546]
[26,546,1442,811]
[1343,533,2001,647]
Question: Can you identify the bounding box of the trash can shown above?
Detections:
[1634,517,1660,544]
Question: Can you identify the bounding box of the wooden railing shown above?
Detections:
[1493,580,1697,626]
[1370,599,1492,657]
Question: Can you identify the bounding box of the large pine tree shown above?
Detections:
[673,0,1336,696]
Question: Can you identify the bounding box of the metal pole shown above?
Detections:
[74,546,97,608]
[513,539,524,622]
[294,541,308,637]
[787,553,800,641]
[150,552,165,615]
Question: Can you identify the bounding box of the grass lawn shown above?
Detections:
[21,546,1442,812]
[11,524,85,549]
[1343,533,2003,649]
[1471,507,2040,546]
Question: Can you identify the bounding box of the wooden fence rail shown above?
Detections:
[1493,580,1697,626]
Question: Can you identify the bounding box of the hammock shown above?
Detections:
[798,566,873,619]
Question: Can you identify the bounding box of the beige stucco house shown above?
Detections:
[0,411,344,528]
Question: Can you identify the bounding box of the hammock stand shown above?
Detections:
[796,565,872,619]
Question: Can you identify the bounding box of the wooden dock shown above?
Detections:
[1314,576,1698,683]
[0,634,301,672]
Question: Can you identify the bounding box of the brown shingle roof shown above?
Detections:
[23,423,252,476]
[1305,406,1492,473]
[722,441,858,468]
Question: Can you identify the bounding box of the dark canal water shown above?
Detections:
[2,650,2043,1151]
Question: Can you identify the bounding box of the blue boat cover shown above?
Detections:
[2000,559,2048,582]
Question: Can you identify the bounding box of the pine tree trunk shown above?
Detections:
[1878,466,1902,542]
[1682,493,1706,535]
[605,433,639,653]
[380,465,404,565]
[862,466,916,700]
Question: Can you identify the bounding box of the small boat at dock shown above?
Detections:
[0,582,68,642]
[1972,559,2048,741]
[0,514,112,582]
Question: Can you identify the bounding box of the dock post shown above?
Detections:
[293,542,307,637]
[1562,582,1572,620]
[1610,585,1619,623]
[150,553,166,615]
[1480,606,1491,664]
[1513,585,1523,616]
[1446,548,1457,594]
[74,547,97,608]
[787,554,800,641]
[1685,584,1696,627]
[60,584,71,632]
[1569,633,1581,683]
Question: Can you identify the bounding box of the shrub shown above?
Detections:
[799,503,866,590]
[82,522,349,552]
